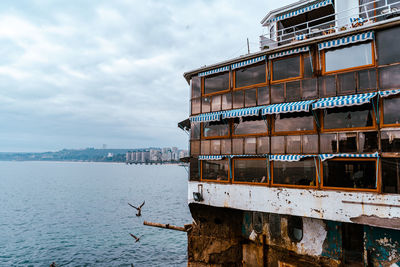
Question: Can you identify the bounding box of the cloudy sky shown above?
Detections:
[0,0,294,152]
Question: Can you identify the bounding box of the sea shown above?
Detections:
[0,161,191,267]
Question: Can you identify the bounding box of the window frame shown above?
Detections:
[201,121,231,140]
[321,42,376,75]
[271,159,319,189]
[320,158,379,192]
[271,54,304,84]
[271,112,317,136]
[380,96,400,128]
[232,158,269,186]
[232,116,269,138]
[200,159,231,183]
[233,62,268,90]
[319,105,377,133]
[202,71,231,97]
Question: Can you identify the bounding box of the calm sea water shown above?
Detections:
[0,161,191,267]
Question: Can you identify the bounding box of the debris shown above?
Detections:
[143,220,188,232]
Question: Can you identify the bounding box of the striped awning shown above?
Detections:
[319,152,379,161]
[269,46,309,60]
[231,55,266,70]
[261,100,315,115]
[269,154,316,162]
[312,92,377,110]
[267,0,333,23]
[198,155,224,160]
[379,89,400,98]
[190,111,222,122]
[230,154,267,158]
[318,31,374,50]
[222,106,264,119]
[198,66,229,77]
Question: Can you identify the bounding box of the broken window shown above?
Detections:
[381,130,400,152]
[382,158,400,194]
[233,116,268,136]
[338,132,358,153]
[204,72,229,95]
[235,62,266,88]
[273,159,316,186]
[323,104,374,130]
[233,159,267,183]
[203,121,229,138]
[359,131,378,153]
[322,160,377,190]
[202,159,229,181]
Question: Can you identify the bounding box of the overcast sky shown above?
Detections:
[0,0,295,152]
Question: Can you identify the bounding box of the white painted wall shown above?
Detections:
[188,182,400,229]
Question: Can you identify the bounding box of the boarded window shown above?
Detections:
[273,159,316,186]
[202,160,229,181]
[203,122,229,138]
[233,116,268,136]
[377,27,400,65]
[192,77,201,98]
[204,72,229,95]
[234,159,267,183]
[323,160,376,189]
[382,158,400,194]
[235,63,266,88]
[272,55,301,81]
[274,112,314,133]
[324,43,373,73]
[383,96,400,125]
[323,105,374,130]
[381,130,400,152]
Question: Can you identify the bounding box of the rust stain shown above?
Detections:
[350,215,400,230]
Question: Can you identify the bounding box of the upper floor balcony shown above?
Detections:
[260,0,400,49]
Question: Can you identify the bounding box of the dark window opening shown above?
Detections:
[189,158,200,181]
[359,132,378,153]
[382,158,400,194]
[204,72,229,95]
[342,223,364,265]
[273,159,316,186]
[233,159,267,183]
[383,97,400,125]
[323,160,377,189]
[287,216,303,243]
[323,104,374,130]
[252,212,264,234]
[235,63,266,88]
[269,214,281,240]
[381,130,400,152]
[338,132,358,153]
[202,160,229,181]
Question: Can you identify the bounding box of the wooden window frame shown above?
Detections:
[233,62,268,90]
[201,121,231,140]
[320,158,379,192]
[319,106,377,133]
[321,42,376,75]
[271,54,304,84]
[203,71,231,97]
[232,117,269,138]
[200,159,230,183]
[272,113,317,136]
[380,96,400,128]
[271,159,319,189]
[232,158,269,186]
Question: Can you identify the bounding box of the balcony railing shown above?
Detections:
[260,0,400,49]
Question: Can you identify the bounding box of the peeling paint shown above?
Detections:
[296,217,327,256]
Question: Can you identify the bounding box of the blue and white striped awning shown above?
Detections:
[267,0,333,23]
[318,31,374,50]
[379,89,400,98]
[198,66,230,77]
[190,111,222,122]
[198,155,224,160]
[319,152,379,161]
[312,92,377,110]
[231,55,266,70]
[261,100,315,115]
[269,46,309,60]
[230,154,267,158]
[222,106,264,119]
[269,154,316,162]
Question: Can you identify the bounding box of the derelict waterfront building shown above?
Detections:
[181,0,400,265]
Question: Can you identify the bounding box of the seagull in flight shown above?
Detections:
[128,201,145,217]
[129,233,140,243]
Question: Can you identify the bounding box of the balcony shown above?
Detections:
[260,0,400,49]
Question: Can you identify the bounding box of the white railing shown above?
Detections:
[260,0,400,49]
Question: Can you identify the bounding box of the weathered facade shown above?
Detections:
[181,0,400,265]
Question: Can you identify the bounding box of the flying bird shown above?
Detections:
[129,233,140,243]
[128,201,145,217]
